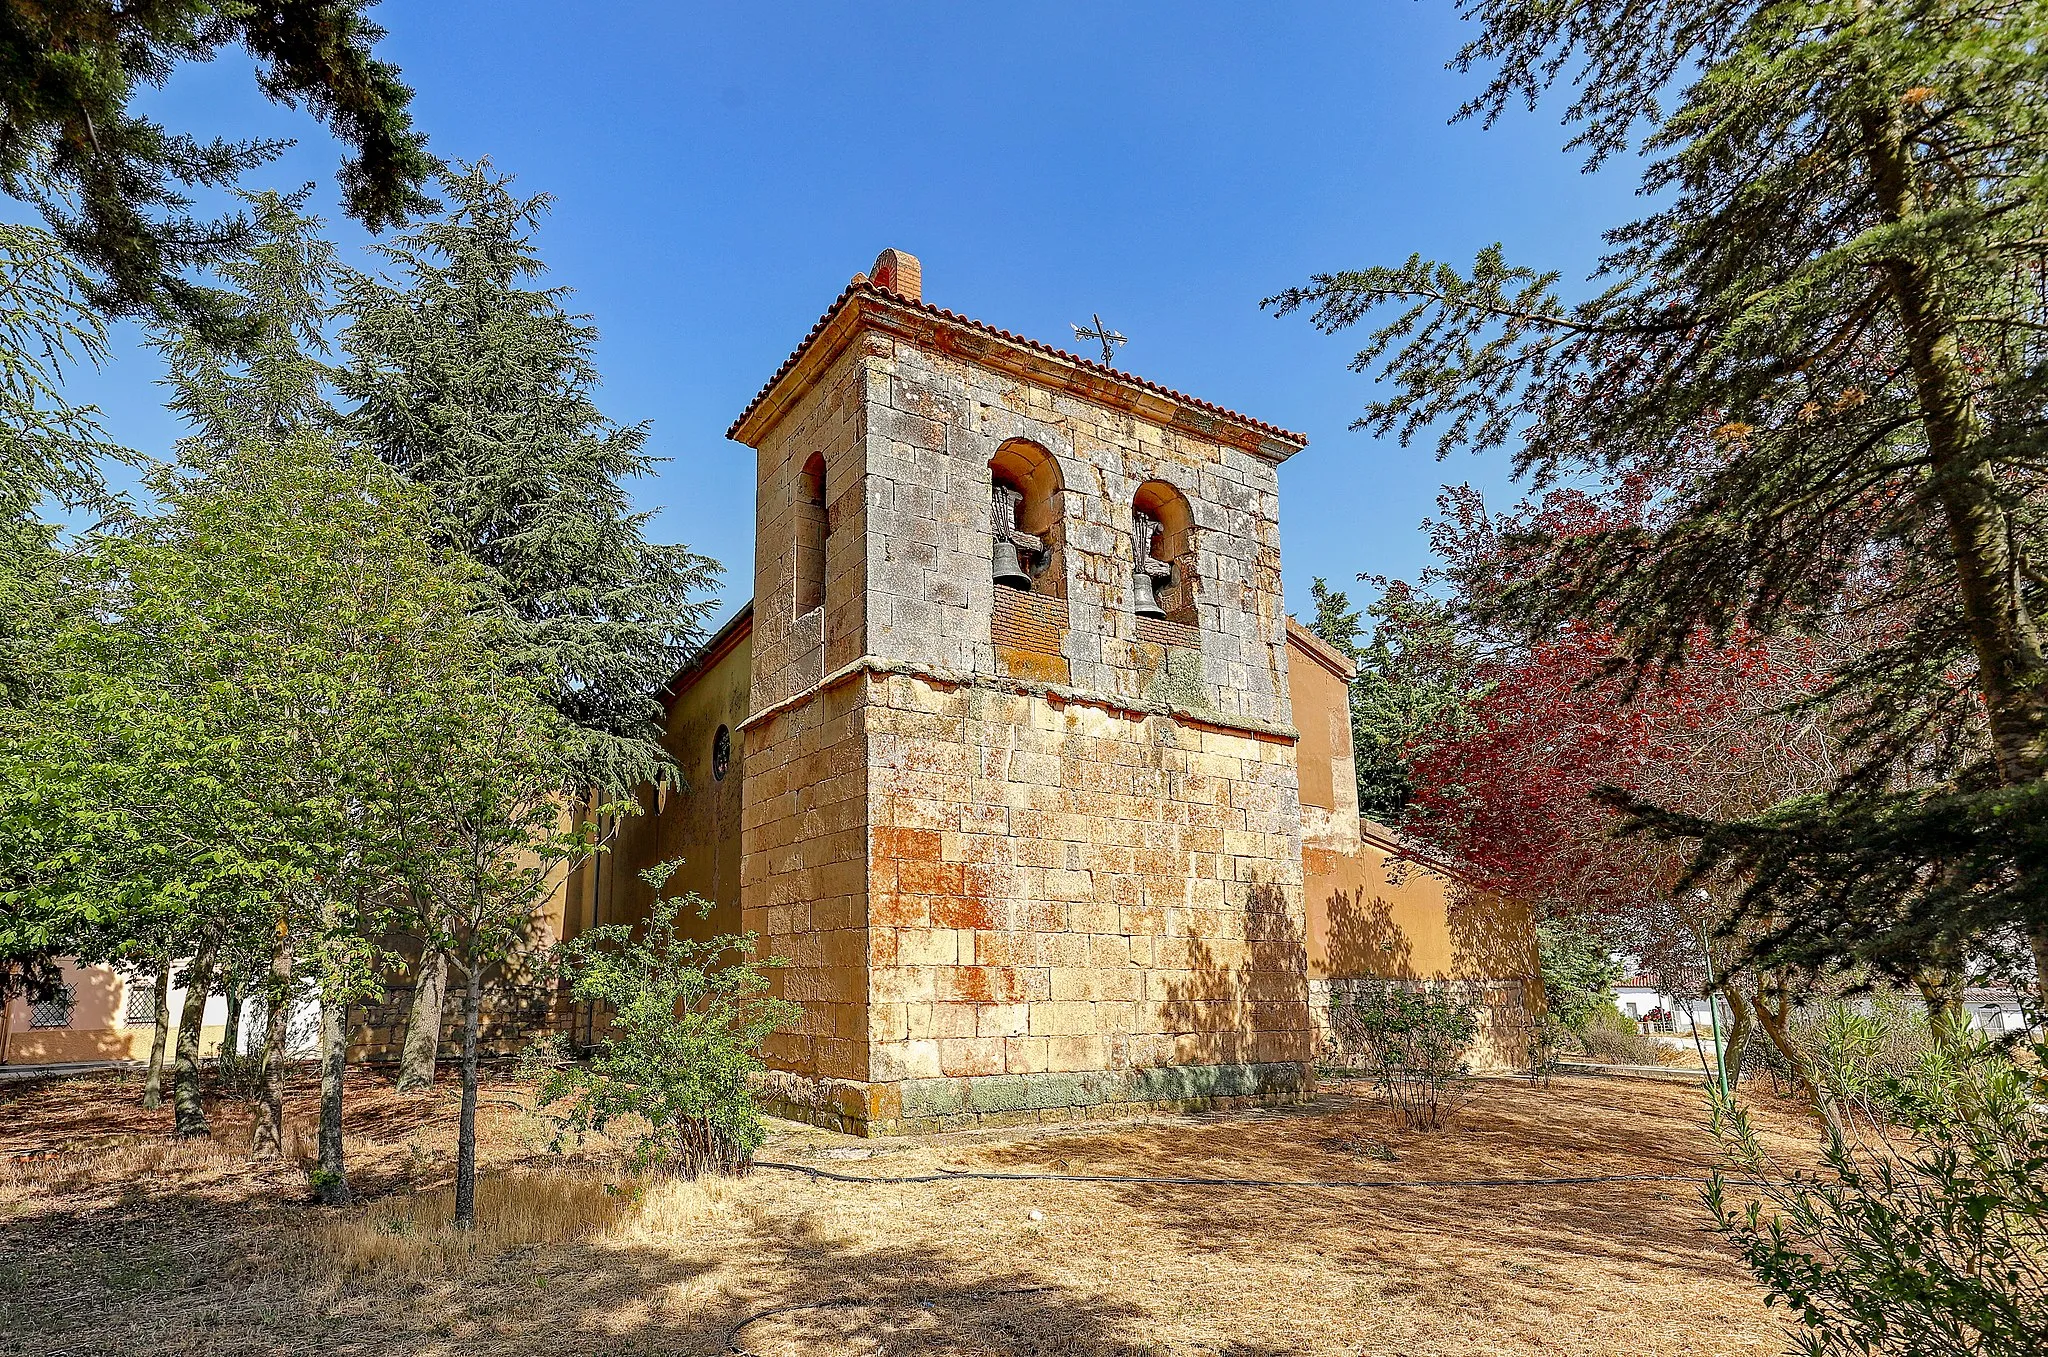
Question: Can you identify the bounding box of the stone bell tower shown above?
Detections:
[731,250,1315,1134]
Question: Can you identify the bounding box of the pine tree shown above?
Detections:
[1308,577,1364,659]
[1273,1,2048,992]
[337,161,720,794]
[0,1,433,341]
[1351,577,1482,826]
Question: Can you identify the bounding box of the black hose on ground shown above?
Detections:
[753,1160,1731,1190]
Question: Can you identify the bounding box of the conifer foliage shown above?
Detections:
[338,161,720,792]
[0,1,434,341]
[1273,1,2048,990]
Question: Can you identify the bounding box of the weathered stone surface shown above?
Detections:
[721,278,1339,1133]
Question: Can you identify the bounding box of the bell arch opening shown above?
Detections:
[987,440,1064,600]
[1132,479,1196,627]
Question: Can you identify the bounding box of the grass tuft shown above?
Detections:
[299,1170,636,1280]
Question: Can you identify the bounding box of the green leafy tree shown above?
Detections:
[1308,576,1364,659]
[1535,921,1625,1033]
[0,220,140,1037]
[380,671,597,1230]
[337,160,721,796]
[11,190,515,1173]
[1305,574,1481,825]
[0,0,433,339]
[1272,1,2048,996]
[37,439,484,1166]
[534,863,801,1179]
[1351,578,1481,825]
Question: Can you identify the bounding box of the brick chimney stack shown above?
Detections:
[868,248,921,301]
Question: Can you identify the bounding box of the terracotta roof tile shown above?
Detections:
[727,281,1308,448]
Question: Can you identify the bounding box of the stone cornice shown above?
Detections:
[738,653,1299,746]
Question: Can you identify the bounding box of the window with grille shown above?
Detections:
[125,980,158,1025]
[30,985,74,1029]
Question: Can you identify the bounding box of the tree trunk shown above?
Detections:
[313,996,351,1205]
[2030,927,2048,1013]
[250,927,293,1160]
[453,953,483,1230]
[1914,964,1968,1050]
[396,945,448,1094]
[1750,974,1814,1100]
[1858,92,2048,992]
[141,961,172,1110]
[171,938,216,1138]
[219,966,242,1059]
[1720,986,1754,1089]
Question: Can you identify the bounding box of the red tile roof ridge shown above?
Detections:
[727,280,1309,448]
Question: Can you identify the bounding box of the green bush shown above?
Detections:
[1330,982,1480,1130]
[1709,1035,2048,1356]
[1535,922,1624,1032]
[1575,1003,1667,1065]
[530,864,801,1177]
[1742,989,1941,1119]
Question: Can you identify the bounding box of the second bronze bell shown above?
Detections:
[993,539,1031,591]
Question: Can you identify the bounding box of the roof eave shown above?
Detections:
[659,601,755,712]
[728,284,1308,462]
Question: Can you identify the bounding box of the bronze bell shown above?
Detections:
[1132,565,1167,618]
[1132,507,1169,618]
[993,538,1031,591]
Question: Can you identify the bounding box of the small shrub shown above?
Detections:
[1742,988,1944,1119]
[1709,1035,2048,1357]
[1330,982,1480,1130]
[1519,1011,1570,1086]
[1575,1004,1668,1065]
[533,863,802,1177]
[1798,990,1942,1123]
[208,1049,268,1105]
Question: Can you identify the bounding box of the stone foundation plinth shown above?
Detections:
[762,1059,1313,1136]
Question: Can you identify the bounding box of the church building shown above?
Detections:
[565,251,1540,1135]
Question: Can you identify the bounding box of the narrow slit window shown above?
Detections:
[795,452,826,617]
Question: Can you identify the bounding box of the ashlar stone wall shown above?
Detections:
[735,284,1314,1133]
[862,674,1313,1130]
[741,341,875,1088]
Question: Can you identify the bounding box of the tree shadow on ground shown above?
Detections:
[955,1078,1774,1316]
[0,1172,1299,1357]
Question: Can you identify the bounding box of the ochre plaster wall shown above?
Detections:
[592,620,752,943]
[1286,615,1541,1070]
[1,958,209,1066]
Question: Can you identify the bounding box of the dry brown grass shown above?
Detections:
[294,1170,638,1280]
[0,1066,1828,1357]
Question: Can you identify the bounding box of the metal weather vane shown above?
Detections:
[1072,313,1128,367]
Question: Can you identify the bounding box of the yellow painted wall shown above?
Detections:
[587,616,752,943]
[0,958,226,1066]
[1285,618,1541,1071]
[1303,834,1538,986]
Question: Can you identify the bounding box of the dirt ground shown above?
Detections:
[0,1066,1821,1357]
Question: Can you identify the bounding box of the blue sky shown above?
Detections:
[59,2,1645,630]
